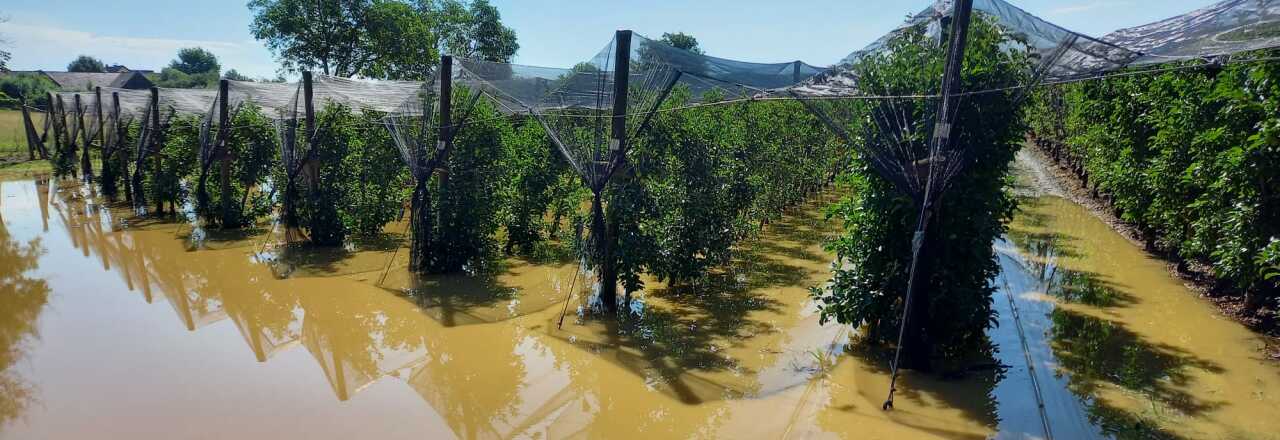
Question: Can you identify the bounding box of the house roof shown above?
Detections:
[43,72,140,91]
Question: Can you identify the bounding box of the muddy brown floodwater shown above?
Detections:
[1,177,1278,439]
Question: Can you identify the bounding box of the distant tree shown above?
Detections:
[421,0,518,62]
[0,73,58,107]
[0,15,11,71]
[570,62,601,73]
[66,55,105,72]
[168,47,221,75]
[249,0,439,80]
[660,32,702,54]
[223,69,251,81]
[155,67,219,89]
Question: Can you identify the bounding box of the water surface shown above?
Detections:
[0,178,1276,439]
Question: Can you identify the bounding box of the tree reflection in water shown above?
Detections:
[0,181,51,429]
[1004,196,1228,440]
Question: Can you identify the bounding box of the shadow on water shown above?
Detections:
[554,238,794,404]
[545,193,849,405]
[179,225,269,252]
[390,270,520,327]
[1048,308,1222,440]
[261,231,404,279]
[846,340,1004,439]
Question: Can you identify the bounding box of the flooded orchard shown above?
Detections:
[1,177,1278,439]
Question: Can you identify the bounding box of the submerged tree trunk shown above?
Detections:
[121,149,132,202]
[409,178,433,273]
[591,190,618,313]
[900,221,936,372]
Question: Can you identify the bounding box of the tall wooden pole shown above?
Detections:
[55,94,71,177]
[884,0,973,411]
[151,87,163,215]
[438,56,453,146]
[115,92,131,202]
[610,30,632,165]
[95,87,104,151]
[303,71,315,144]
[218,79,234,226]
[592,29,632,313]
[431,56,455,270]
[294,71,315,232]
[76,94,94,182]
[19,96,38,160]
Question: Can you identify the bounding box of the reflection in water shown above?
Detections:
[5,178,1280,439]
[999,196,1280,440]
[0,181,50,430]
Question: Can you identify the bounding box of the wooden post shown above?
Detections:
[439,56,453,146]
[151,87,163,215]
[19,96,38,160]
[792,60,802,83]
[218,79,234,226]
[303,71,315,143]
[434,56,455,265]
[95,87,104,150]
[595,29,632,313]
[610,30,632,164]
[75,93,93,182]
[37,100,51,159]
[115,92,131,202]
[55,94,69,176]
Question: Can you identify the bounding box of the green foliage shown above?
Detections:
[66,55,105,73]
[223,69,252,82]
[339,109,409,236]
[249,0,443,79]
[596,85,841,293]
[154,67,218,89]
[169,47,221,75]
[98,118,137,199]
[198,104,279,227]
[659,32,702,54]
[813,16,1030,366]
[297,104,355,245]
[50,111,77,178]
[426,0,519,63]
[0,73,58,108]
[1259,238,1280,283]
[501,120,578,255]
[148,115,200,214]
[426,96,514,272]
[1026,51,1280,312]
[288,104,409,243]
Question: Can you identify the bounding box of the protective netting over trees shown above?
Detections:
[792,0,1280,97]
[446,30,825,310]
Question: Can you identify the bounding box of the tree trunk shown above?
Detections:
[591,191,618,313]
[409,178,433,273]
[900,225,935,372]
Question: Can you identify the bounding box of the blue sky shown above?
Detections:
[1,0,1216,79]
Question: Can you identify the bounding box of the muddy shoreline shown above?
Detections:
[1014,143,1279,360]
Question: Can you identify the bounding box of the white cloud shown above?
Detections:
[1047,1,1132,16]
[0,20,279,78]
